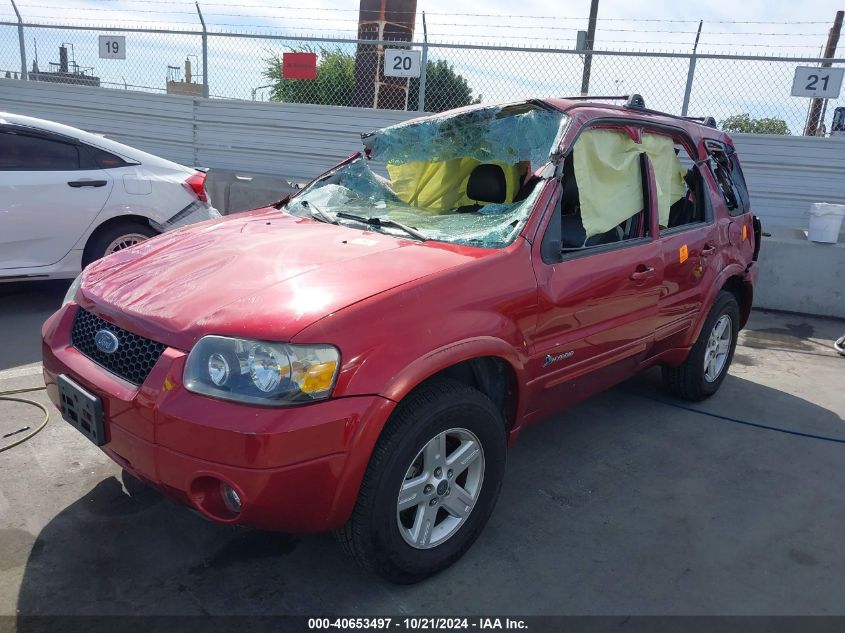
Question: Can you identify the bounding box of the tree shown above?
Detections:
[721,113,790,135]
[264,48,479,111]
[408,59,481,112]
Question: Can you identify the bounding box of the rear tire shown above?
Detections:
[335,379,506,584]
[662,291,740,401]
[82,221,157,268]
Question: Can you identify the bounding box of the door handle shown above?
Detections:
[701,244,717,256]
[629,266,656,281]
[67,180,108,188]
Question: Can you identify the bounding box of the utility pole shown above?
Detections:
[681,20,703,116]
[10,0,27,80]
[804,10,843,136]
[579,0,599,96]
[417,11,428,112]
[195,2,209,98]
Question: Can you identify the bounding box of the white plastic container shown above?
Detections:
[807,203,845,243]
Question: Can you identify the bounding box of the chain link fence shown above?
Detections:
[1,19,843,135]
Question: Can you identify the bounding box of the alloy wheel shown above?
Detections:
[396,427,485,549]
[704,314,732,382]
[105,233,149,255]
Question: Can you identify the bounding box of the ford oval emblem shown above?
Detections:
[94,329,120,354]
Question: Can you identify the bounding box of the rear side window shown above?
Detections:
[648,135,708,233]
[706,141,750,216]
[0,131,80,170]
[82,145,133,169]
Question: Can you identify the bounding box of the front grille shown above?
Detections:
[71,309,166,385]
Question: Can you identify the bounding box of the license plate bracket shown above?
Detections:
[57,374,105,446]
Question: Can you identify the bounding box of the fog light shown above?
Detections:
[220,482,241,514]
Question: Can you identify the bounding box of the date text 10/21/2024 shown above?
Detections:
[307,617,529,630]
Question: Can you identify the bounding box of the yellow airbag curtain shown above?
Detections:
[387,159,522,212]
[573,130,644,238]
[642,133,688,227]
[573,129,687,237]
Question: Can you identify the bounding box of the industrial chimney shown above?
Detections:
[58,45,69,73]
[351,0,418,110]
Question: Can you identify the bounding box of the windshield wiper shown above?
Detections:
[336,212,427,241]
[299,200,336,224]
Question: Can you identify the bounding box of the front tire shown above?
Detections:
[662,291,740,401]
[336,379,506,583]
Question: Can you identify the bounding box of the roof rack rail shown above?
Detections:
[560,93,645,108]
[561,95,631,101]
[561,94,718,130]
[683,116,718,128]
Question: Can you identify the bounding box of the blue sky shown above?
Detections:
[3,0,843,53]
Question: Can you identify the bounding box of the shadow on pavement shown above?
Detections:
[0,280,70,371]
[14,371,845,618]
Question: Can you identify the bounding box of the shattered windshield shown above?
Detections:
[285,103,568,248]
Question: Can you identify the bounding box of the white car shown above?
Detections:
[0,112,219,281]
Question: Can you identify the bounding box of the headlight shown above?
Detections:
[184,336,340,406]
[62,274,83,307]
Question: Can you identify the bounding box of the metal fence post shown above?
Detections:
[417,12,428,112]
[10,0,27,80]
[680,56,696,116]
[680,20,703,116]
[195,1,209,98]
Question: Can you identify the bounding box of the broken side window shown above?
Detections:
[726,149,751,216]
[650,135,707,232]
[641,132,688,229]
[559,128,650,249]
[705,140,750,216]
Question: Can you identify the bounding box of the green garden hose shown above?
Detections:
[0,386,49,453]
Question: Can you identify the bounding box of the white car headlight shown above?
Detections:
[184,336,340,406]
[62,274,83,307]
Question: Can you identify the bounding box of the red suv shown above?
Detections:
[42,95,760,583]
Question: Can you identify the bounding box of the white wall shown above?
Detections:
[0,79,418,183]
[0,79,197,167]
[2,78,844,227]
[732,133,845,228]
[755,227,845,319]
[193,99,417,181]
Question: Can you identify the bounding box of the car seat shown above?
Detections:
[456,163,508,213]
[668,167,699,228]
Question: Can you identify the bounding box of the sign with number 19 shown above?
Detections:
[98,35,126,60]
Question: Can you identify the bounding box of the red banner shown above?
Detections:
[282,52,317,80]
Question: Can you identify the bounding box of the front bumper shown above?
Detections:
[42,305,395,532]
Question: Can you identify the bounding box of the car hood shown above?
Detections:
[79,208,489,350]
